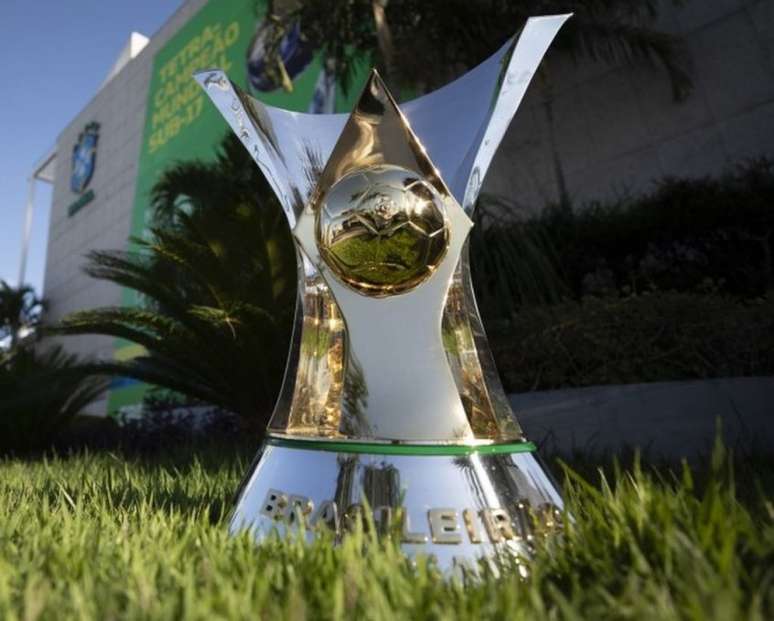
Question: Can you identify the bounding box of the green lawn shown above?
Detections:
[0,443,772,620]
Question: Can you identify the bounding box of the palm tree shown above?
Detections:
[0,282,106,453]
[57,134,297,431]
[0,281,45,350]
[275,0,692,206]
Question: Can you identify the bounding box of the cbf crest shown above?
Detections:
[70,122,99,194]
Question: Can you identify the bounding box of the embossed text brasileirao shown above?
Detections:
[261,488,563,545]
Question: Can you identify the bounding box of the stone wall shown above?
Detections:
[512,377,774,459]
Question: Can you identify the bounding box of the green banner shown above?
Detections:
[109,0,366,415]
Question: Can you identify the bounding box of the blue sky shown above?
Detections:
[0,1,182,294]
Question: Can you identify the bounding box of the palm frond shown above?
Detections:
[59,133,297,427]
[0,345,107,453]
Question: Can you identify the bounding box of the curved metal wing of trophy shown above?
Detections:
[193,70,346,228]
[401,14,572,213]
[194,14,570,444]
[194,14,570,218]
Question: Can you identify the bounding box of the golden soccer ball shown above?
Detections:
[316,165,449,296]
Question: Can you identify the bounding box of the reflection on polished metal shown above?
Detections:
[317,165,450,297]
[195,13,571,568]
[236,440,564,570]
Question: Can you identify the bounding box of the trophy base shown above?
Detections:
[230,437,564,570]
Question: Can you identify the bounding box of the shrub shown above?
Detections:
[531,158,774,301]
[0,346,107,454]
[490,291,774,392]
[51,392,245,456]
[470,196,569,318]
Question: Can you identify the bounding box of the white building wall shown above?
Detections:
[42,0,209,413]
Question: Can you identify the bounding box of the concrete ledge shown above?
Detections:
[510,377,774,459]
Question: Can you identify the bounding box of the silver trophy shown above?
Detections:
[196,14,571,570]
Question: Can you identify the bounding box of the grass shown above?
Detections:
[0,442,772,620]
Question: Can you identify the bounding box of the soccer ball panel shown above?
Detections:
[316,165,449,296]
